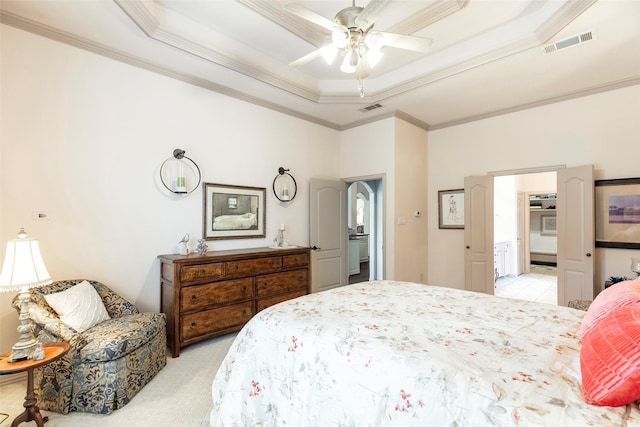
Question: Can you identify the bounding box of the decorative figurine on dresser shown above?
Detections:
[158,246,310,357]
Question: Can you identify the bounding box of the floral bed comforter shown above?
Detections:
[211,280,640,426]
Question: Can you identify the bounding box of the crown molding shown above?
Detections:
[239,0,326,47]
[387,0,468,35]
[535,0,597,42]
[429,76,640,131]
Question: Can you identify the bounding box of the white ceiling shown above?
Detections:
[1,0,639,130]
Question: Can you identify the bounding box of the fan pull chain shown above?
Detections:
[358,79,365,98]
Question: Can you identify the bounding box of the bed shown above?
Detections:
[212,212,256,230]
[210,280,640,426]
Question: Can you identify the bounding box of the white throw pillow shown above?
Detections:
[44,281,111,332]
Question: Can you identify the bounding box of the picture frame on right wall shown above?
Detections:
[595,177,640,249]
[438,189,464,229]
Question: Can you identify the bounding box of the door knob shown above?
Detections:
[312,246,321,251]
[586,252,592,257]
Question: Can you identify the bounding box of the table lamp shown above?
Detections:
[0,228,52,362]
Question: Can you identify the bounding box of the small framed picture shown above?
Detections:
[438,189,464,229]
[203,183,266,240]
[541,215,557,235]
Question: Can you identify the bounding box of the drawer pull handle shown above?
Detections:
[200,269,206,275]
[242,309,248,316]
[235,265,239,270]
[190,295,197,302]
[190,322,197,329]
[242,286,247,293]
[262,282,268,289]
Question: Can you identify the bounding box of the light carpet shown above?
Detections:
[0,333,236,427]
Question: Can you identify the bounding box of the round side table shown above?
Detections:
[0,342,70,427]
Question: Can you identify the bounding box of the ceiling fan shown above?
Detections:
[284,0,433,96]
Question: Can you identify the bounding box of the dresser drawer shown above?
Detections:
[181,301,253,341]
[226,256,281,276]
[256,289,308,312]
[180,263,225,283]
[255,269,309,298]
[282,253,309,268]
[180,278,253,312]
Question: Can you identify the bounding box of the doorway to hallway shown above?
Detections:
[346,178,384,284]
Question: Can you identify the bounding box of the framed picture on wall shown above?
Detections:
[203,183,266,240]
[438,189,464,229]
[541,215,557,235]
[595,177,640,249]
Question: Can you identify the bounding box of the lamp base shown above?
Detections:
[8,289,42,363]
[8,340,38,363]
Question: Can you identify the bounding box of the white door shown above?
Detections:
[557,165,594,306]
[310,178,347,293]
[464,175,494,294]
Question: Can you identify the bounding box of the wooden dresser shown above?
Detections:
[158,247,310,357]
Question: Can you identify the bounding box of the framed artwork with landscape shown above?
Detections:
[595,177,640,249]
[203,183,266,240]
[438,189,464,229]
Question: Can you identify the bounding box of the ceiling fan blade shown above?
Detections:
[378,31,433,52]
[283,2,336,31]
[289,44,338,67]
[354,0,392,30]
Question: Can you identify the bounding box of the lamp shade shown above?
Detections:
[0,229,52,292]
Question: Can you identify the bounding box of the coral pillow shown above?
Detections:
[580,280,640,336]
[44,280,111,332]
[580,305,640,406]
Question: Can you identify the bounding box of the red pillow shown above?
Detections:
[580,304,640,406]
[581,280,640,336]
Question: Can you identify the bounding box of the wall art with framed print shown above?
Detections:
[541,215,557,235]
[595,177,640,249]
[438,189,464,229]
[203,183,266,240]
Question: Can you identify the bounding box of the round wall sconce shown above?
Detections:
[160,149,201,195]
[272,167,297,202]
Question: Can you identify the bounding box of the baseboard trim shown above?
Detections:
[0,371,26,387]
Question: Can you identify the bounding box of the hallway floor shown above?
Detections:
[494,265,557,305]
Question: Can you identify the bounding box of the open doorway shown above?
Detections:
[493,172,558,305]
[346,179,383,284]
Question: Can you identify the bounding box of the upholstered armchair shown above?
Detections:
[11,279,167,414]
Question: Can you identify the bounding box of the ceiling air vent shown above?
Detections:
[542,30,595,55]
[359,103,383,113]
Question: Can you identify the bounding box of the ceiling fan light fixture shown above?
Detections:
[331,27,349,49]
[365,31,383,52]
[340,53,356,73]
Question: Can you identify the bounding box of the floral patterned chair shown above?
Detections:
[11,279,167,414]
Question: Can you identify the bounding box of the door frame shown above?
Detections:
[344,174,386,281]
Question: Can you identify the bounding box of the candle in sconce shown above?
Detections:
[280,224,286,231]
[175,162,186,192]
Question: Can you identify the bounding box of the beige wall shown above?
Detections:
[394,120,428,283]
[0,25,340,350]
[428,84,640,289]
[340,118,396,278]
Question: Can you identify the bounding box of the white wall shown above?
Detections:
[0,26,339,349]
[428,84,640,289]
